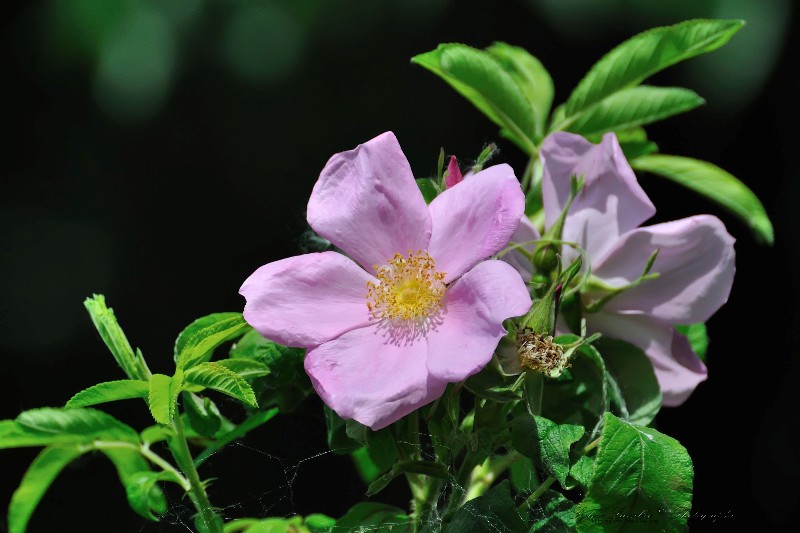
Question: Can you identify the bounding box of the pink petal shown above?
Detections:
[240,252,374,348]
[305,324,446,430]
[426,260,532,381]
[595,215,736,323]
[540,132,655,260]
[307,132,432,274]
[427,164,525,282]
[501,216,540,282]
[586,311,707,406]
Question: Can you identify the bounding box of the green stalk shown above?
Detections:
[517,475,556,512]
[462,451,524,503]
[169,414,222,533]
[404,410,443,533]
[520,155,537,192]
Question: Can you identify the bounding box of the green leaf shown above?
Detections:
[65,379,149,408]
[509,456,537,493]
[486,42,554,140]
[527,490,577,532]
[445,481,526,533]
[101,447,169,521]
[183,362,258,408]
[215,358,271,379]
[304,514,336,532]
[412,43,537,154]
[523,371,545,415]
[512,414,584,487]
[464,362,522,403]
[346,423,398,481]
[569,455,594,489]
[612,127,659,160]
[140,425,172,446]
[176,313,250,369]
[222,516,303,533]
[345,419,368,446]
[351,447,381,484]
[84,294,147,380]
[566,86,704,137]
[323,406,361,455]
[576,413,693,532]
[8,445,86,533]
[334,502,410,532]
[675,323,709,361]
[631,154,773,243]
[148,373,182,424]
[542,337,608,431]
[123,470,177,521]
[596,338,662,427]
[230,330,311,412]
[416,178,439,204]
[183,392,223,438]
[10,407,139,446]
[564,19,744,118]
[366,460,449,497]
[194,408,279,467]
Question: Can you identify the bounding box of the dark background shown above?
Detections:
[1,0,797,530]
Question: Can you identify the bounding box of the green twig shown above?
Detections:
[169,415,222,533]
[517,475,556,512]
[462,451,524,503]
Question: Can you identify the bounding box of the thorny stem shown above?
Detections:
[169,414,222,533]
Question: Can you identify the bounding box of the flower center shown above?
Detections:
[366,250,446,322]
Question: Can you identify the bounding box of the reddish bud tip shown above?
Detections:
[444,155,463,188]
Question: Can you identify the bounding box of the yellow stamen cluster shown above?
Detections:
[517,328,569,377]
[367,250,446,322]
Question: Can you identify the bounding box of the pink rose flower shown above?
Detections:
[506,132,735,405]
[240,132,531,429]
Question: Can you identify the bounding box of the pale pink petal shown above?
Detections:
[501,216,540,282]
[426,260,532,381]
[540,132,655,260]
[594,215,735,324]
[586,311,707,406]
[240,252,374,348]
[307,132,432,273]
[427,164,525,282]
[305,325,446,430]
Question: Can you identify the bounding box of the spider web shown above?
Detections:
[132,394,537,533]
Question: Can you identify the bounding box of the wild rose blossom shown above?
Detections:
[506,132,735,405]
[240,132,531,429]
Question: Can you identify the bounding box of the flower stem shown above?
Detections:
[520,156,536,192]
[169,414,222,533]
[404,410,442,533]
[517,475,556,512]
[583,436,601,454]
[462,451,524,503]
